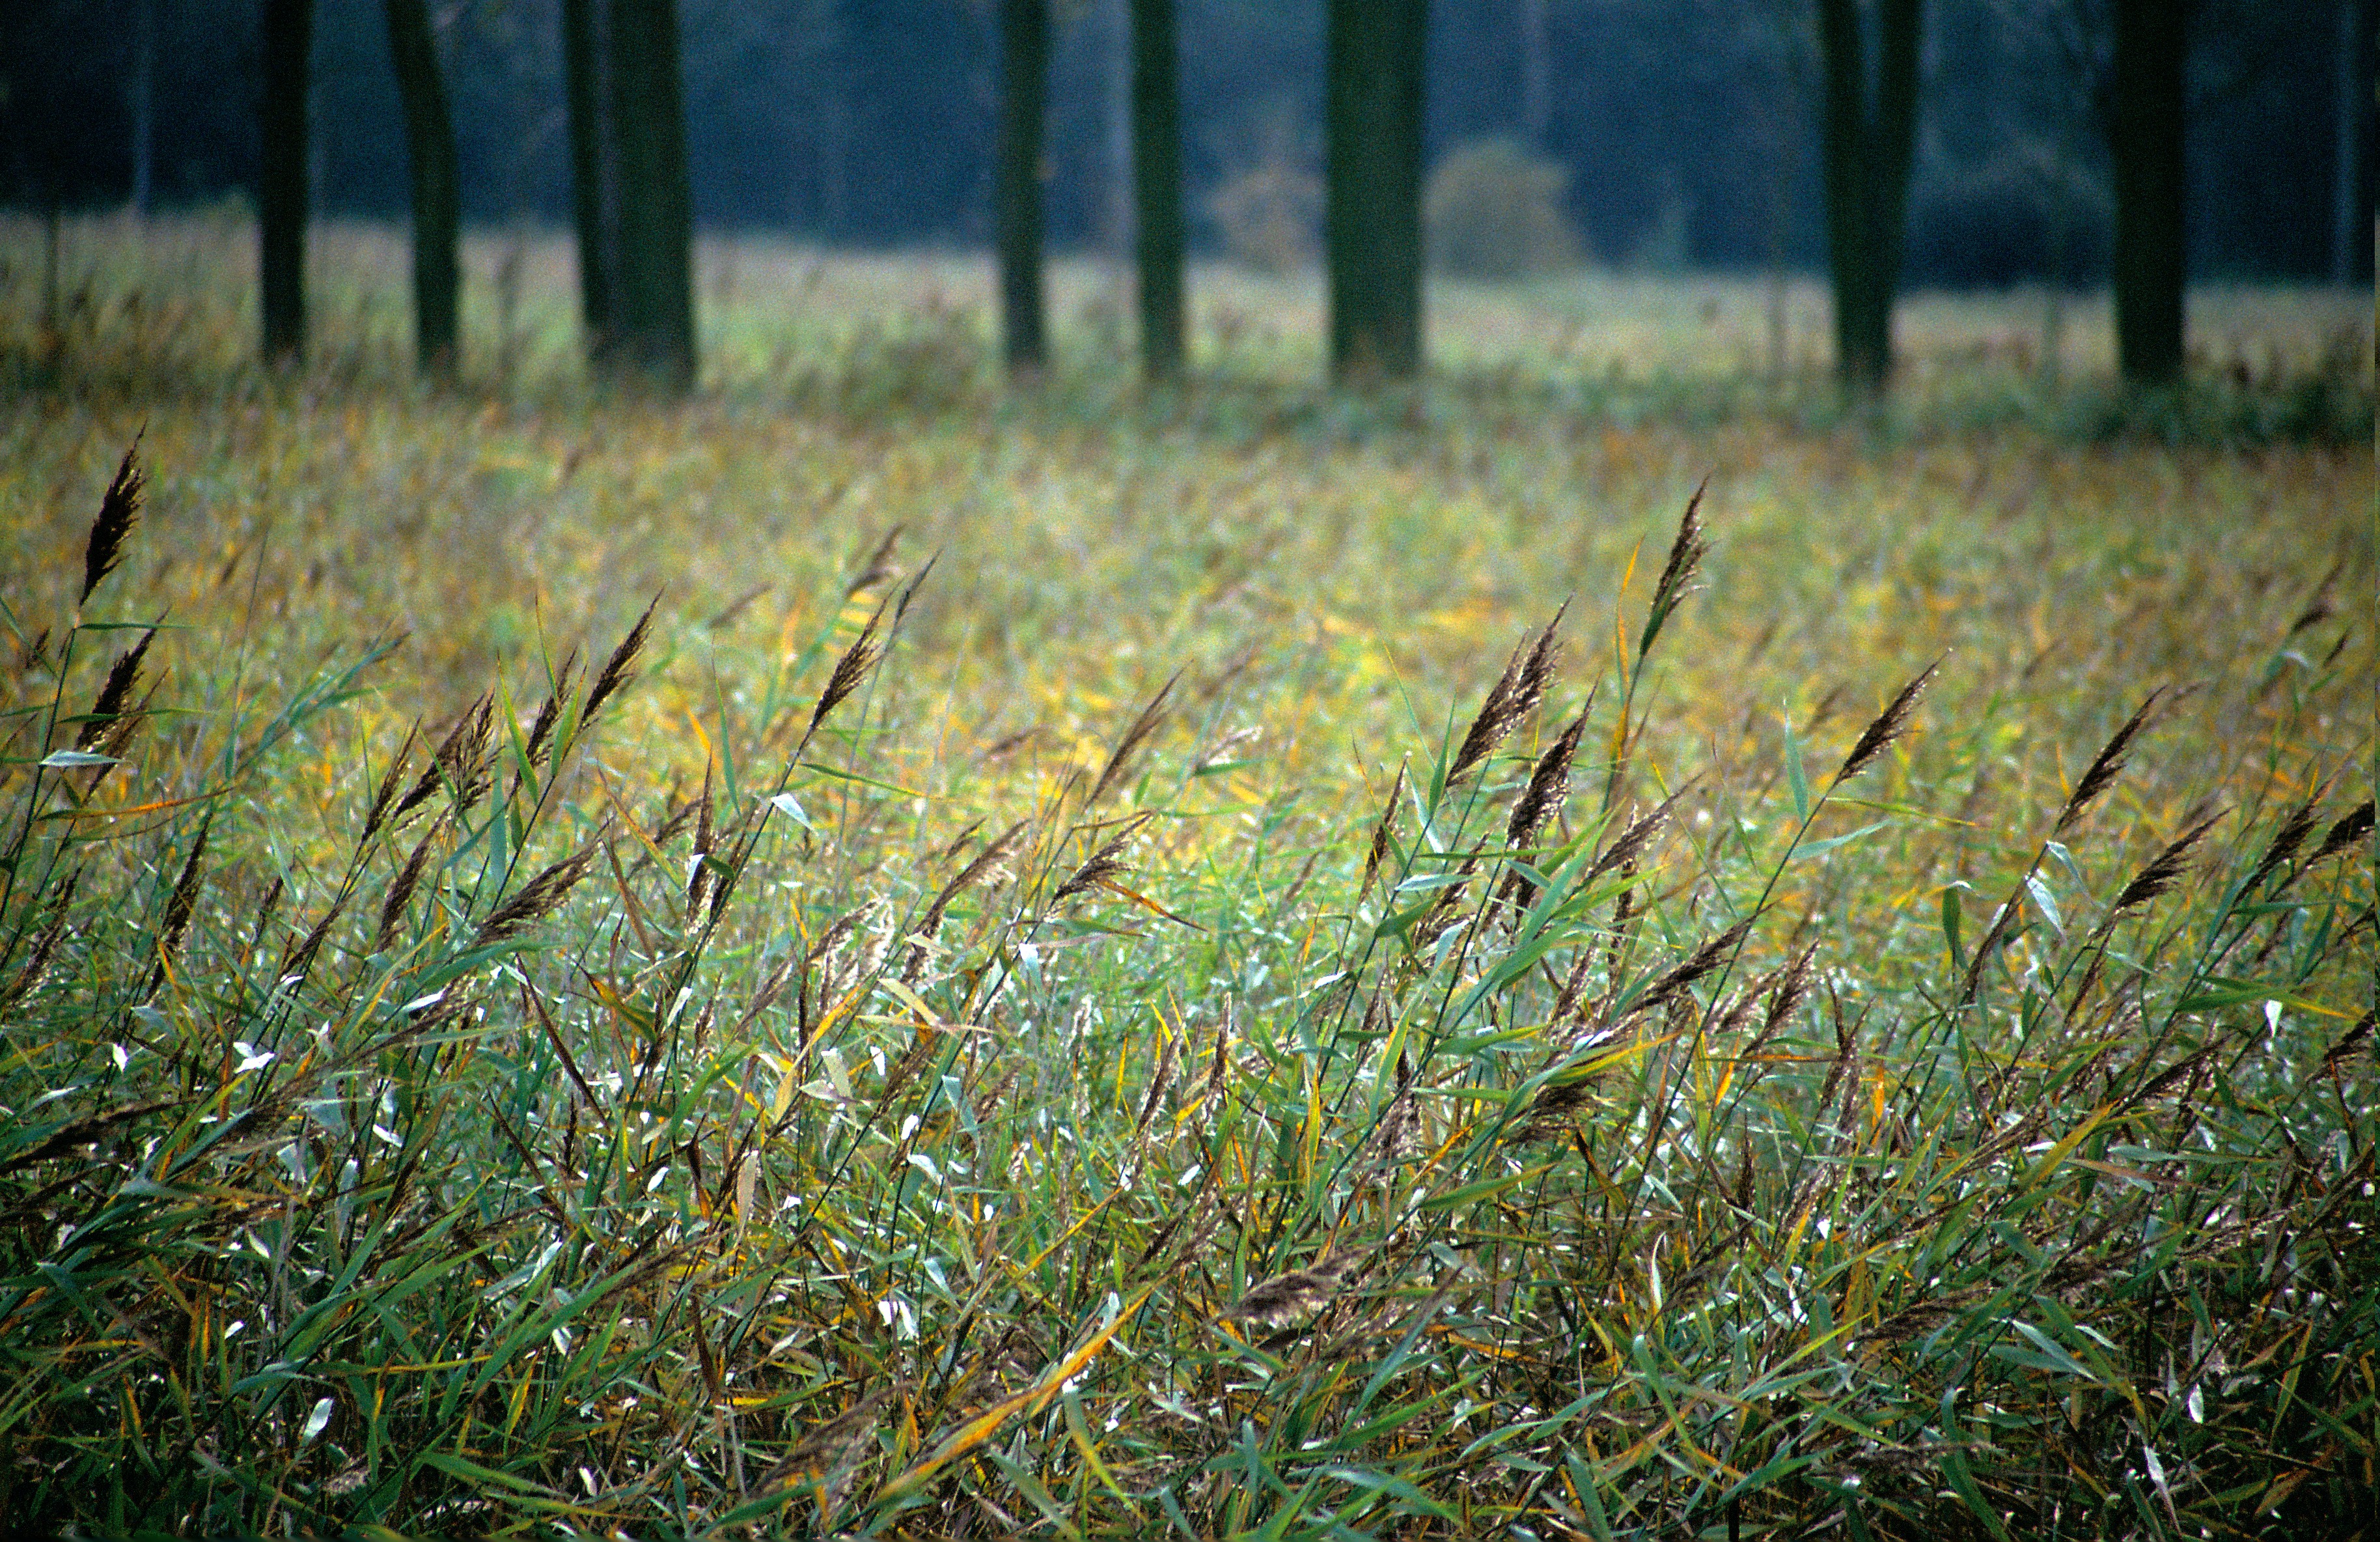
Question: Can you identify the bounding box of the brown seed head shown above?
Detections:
[1449,607,1567,787]
[2245,798,2323,894]
[904,819,1029,983]
[474,839,600,947]
[1584,791,1682,886]
[3,869,79,1007]
[2313,800,2374,863]
[1638,484,1709,664]
[1053,815,1149,904]
[846,525,904,597]
[809,613,883,735]
[1226,1252,1360,1326]
[1359,761,1407,902]
[523,652,578,768]
[1830,658,1941,790]
[2111,811,2223,916]
[153,813,212,977]
[375,817,443,955]
[83,441,145,606]
[77,630,155,751]
[2056,690,2166,835]
[582,598,658,725]
[1635,918,1755,1015]
[359,723,420,847]
[1089,672,1180,807]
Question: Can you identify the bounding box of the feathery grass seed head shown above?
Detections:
[2314,800,2374,862]
[2056,689,2165,834]
[1089,672,1179,807]
[1638,484,1708,663]
[81,440,145,606]
[1831,658,1940,789]
[76,630,155,751]
[1226,1252,1359,1327]
[581,598,658,725]
[2112,811,2223,915]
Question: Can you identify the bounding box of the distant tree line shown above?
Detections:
[0,0,2368,393]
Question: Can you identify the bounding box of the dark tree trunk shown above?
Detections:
[385,0,461,380]
[560,0,615,348]
[997,0,1051,377]
[2107,0,2187,387]
[258,0,314,367]
[1816,0,1922,397]
[1325,0,1429,384]
[561,0,693,386]
[1130,0,1185,380]
[131,0,156,215]
[609,0,695,385]
[2336,0,2373,285]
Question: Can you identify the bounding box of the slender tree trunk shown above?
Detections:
[996,0,1051,377]
[131,0,156,215]
[562,0,693,386]
[2107,0,2187,387]
[385,0,462,380]
[1325,0,1429,384]
[2331,0,2371,285]
[609,0,695,385]
[259,0,314,367]
[1816,0,1922,397]
[1131,0,1185,379]
[562,0,616,357]
[1519,0,1548,147]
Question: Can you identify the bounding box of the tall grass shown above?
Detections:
[2,213,2372,442]
[1,430,2368,1538]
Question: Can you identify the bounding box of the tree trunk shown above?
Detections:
[1817,0,1922,397]
[2107,0,2187,387]
[1325,0,1429,384]
[997,0,1051,377]
[2331,0,2372,286]
[560,0,615,351]
[561,0,695,386]
[259,0,314,367]
[1130,0,1185,380]
[609,0,695,386]
[385,0,461,380]
[131,0,156,216]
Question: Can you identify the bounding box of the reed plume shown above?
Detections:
[1448,605,1566,787]
[2055,690,2165,834]
[81,441,144,606]
[1637,484,1707,664]
[1359,760,1407,902]
[1831,659,1940,789]
[1089,672,1180,807]
[2313,800,2374,862]
[2110,811,2223,916]
[1226,1252,1361,1326]
[583,598,659,725]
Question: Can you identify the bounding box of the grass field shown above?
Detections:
[0,215,2373,1539]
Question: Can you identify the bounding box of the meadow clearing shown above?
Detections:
[0,215,2373,1538]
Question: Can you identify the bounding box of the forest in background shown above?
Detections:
[1,0,2370,288]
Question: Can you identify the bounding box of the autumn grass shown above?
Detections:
[0,216,2373,1539]
[4,212,2371,441]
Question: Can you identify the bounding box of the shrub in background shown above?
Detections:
[1426,135,1584,279]
[1904,149,2111,290]
[1206,161,1323,273]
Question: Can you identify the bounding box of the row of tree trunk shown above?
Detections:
[257,0,2203,395]
[258,0,694,386]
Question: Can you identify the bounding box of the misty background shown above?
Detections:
[1,0,2370,289]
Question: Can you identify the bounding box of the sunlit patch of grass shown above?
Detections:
[0,219,2372,1537]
